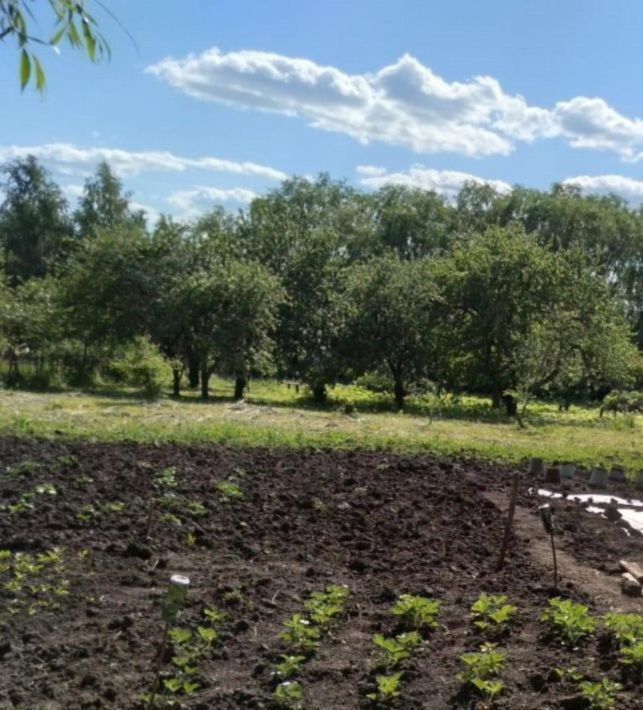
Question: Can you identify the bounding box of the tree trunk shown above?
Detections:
[234,374,246,401]
[311,383,326,404]
[503,393,517,417]
[393,378,406,411]
[491,390,502,409]
[200,365,210,400]
[171,368,181,398]
[188,353,200,389]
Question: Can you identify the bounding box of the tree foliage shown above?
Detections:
[1,157,640,418]
[1,0,110,90]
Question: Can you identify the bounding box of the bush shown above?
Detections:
[110,337,171,400]
[354,371,394,394]
[600,390,643,417]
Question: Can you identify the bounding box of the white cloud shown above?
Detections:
[147,48,643,160]
[0,143,287,181]
[553,98,643,161]
[562,174,643,204]
[167,186,257,218]
[357,164,511,200]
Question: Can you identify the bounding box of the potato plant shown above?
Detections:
[541,598,596,647]
[373,632,422,671]
[366,672,403,705]
[141,606,226,706]
[391,594,440,631]
[578,678,623,710]
[0,548,69,616]
[272,585,350,704]
[457,643,506,700]
[470,593,517,636]
[603,612,643,670]
[272,680,304,709]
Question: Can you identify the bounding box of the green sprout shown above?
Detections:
[216,481,245,501]
[602,612,643,647]
[391,594,440,631]
[373,632,421,670]
[280,613,321,654]
[470,593,517,634]
[578,679,623,710]
[274,655,307,680]
[304,585,349,627]
[541,598,596,646]
[366,672,403,704]
[273,680,304,708]
[458,643,506,699]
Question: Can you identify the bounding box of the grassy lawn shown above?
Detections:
[0,379,641,474]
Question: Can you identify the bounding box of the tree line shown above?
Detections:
[1,156,641,415]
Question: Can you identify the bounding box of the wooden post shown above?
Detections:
[550,529,558,591]
[496,473,519,571]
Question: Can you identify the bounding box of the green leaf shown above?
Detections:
[50,25,67,46]
[81,20,97,61]
[20,50,31,90]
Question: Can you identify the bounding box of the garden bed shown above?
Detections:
[0,437,640,709]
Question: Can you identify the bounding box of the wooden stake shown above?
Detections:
[149,620,169,708]
[549,529,558,591]
[496,473,519,571]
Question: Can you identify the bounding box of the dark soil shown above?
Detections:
[0,437,640,709]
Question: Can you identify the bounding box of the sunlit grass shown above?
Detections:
[0,380,641,475]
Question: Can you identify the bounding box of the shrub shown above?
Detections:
[110,336,171,400]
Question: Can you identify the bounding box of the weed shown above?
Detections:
[470,593,517,635]
[578,678,623,709]
[366,672,403,704]
[391,594,440,631]
[373,632,421,670]
[216,481,245,501]
[273,680,304,708]
[541,598,596,646]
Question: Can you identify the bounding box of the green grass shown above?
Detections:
[0,380,641,474]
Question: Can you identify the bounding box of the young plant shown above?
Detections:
[470,593,517,635]
[216,481,245,501]
[280,613,321,654]
[274,655,307,680]
[373,632,421,670]
[391,594,440,631]
[541,598,596,647]
[304,585,349,627]
[602,612,643,647]
[578,678,623,710]
[619,641,643,668]
[272,680,304,708]
[154,467,178,489]
[366,672,403,705]
[458,643,506,699]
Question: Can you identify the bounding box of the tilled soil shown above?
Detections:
[0,436,640,709]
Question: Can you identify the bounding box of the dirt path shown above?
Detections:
[485,490,642,613]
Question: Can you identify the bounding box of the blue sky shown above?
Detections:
[1,0,643,221]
